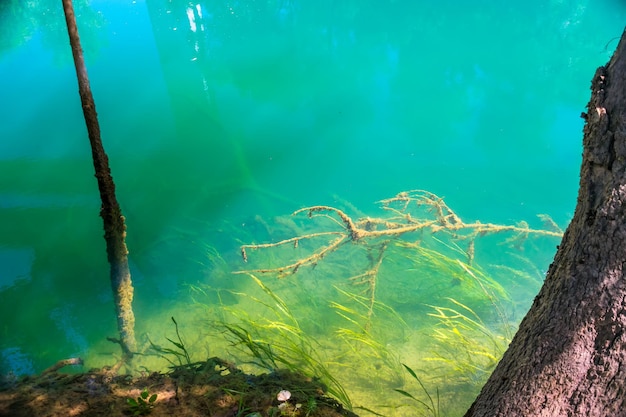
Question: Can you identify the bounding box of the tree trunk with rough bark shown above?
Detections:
[464,28,626,417]
[61,0,137,358]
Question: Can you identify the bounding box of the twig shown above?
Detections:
[347,242,388,330]
[235,234,348,277]
[294,206,363,240]
[42,358,83,374]
[240,231,343,263]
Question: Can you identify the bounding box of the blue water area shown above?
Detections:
[1,0,625,412]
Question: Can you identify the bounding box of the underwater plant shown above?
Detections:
[425,298,510,386]
[146,316,193,367]
[330,286,407,386]
[126,388,158,416]
[188,190,563,415]
[216,274,353,410]
[394,363,440,417]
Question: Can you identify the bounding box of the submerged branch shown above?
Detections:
[62,0,137,357]
[236,190,563,278]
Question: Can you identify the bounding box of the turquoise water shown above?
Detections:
[1,0,625,414]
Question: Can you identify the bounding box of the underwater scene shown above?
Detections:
[1,0,625,415]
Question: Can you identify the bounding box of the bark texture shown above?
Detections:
[464,28,626,417]
[62,0,137,356]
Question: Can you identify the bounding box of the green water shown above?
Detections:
[1,0,625,414]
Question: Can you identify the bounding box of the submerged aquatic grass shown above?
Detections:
[217,274,353,410]
[425,298,509,385]
[145,316,193,368]
[394,363,440,417]
[184,192,563,415]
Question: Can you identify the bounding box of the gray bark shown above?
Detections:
[465,28,626,417]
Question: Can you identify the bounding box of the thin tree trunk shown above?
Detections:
[61,0,137,358]
[465,28,626,417]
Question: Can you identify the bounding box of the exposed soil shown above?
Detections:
[0,357,359,417]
